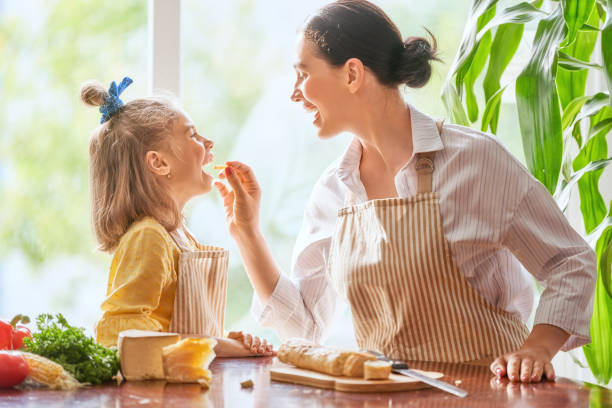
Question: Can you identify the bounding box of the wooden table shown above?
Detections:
[1,357,611,407]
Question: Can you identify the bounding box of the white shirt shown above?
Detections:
[252,104,596,351]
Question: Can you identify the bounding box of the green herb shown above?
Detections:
[23,314,119,384]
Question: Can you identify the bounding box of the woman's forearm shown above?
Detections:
[233,227,281,303]
[522,323,569,357]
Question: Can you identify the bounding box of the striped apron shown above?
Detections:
[328,122,529,363]
[168,225,228,337]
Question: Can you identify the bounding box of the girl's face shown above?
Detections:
[166,112,215,204]
[291,35,352,138]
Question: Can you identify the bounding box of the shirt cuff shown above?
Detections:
[533,302,591,351]
[251,274,300,329]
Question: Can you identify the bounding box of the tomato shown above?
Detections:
[0,351,30,388]
[11,326,32,350]
[0,321,13,350]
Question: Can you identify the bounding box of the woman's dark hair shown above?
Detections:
[302,0,440,88]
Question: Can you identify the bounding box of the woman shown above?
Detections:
[215,0,596,382]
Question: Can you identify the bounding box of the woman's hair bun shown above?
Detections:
[80,80,109,107]
[394,33,440,88]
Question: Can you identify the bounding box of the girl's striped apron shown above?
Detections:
[327,122,529,362]
[168,225,228,337]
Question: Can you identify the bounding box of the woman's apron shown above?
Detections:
[168,225,229,337]
[328,122,529,362]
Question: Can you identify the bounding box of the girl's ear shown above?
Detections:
[344,57,365,93]
[145,150,171,177]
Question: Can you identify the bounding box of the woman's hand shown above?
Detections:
[490,345,555,383]
[214,161,261,237]
[227,330,275,355]
[490,324,569,383]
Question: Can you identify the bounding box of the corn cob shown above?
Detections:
[21,352,81,390]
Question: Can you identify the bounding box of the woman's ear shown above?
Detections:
[344,57,365,93]
[145,150,171,177]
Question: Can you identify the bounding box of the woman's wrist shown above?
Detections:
[232,225,262,246]
[521,323,569,359]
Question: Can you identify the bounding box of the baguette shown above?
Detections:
[277,339,378,378]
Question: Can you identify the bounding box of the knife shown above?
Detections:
[366,350,468,398]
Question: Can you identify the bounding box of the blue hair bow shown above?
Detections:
[99,76,133,124]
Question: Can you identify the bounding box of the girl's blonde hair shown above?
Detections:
[81,80,181,252]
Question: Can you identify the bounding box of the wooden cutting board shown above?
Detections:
[270,362,444,393]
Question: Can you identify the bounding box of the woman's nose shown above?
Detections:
[290,88,303,103]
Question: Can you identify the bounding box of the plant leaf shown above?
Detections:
[602,0,612,106]
[465,32,493,122]
[558,51,603,70]
[573,92,610,125]
[478,2,548,40]
[516,6,566,194]
[589,117,612,137]
[584,206,612,385]
[561,95,591,129]
[483,23,524,133]
[441,82,471,125]
[557,7,600,109]
[560,0,595,46]
[554,157,612,212]
[573,125,608,233]
[450,0,498,97]
[481,85,507,132]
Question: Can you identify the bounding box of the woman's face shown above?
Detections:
[165,112,215,203]
[291,35,352,138]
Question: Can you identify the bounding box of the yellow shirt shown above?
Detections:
[95,217,199,347]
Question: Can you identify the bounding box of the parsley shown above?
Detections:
[23,314,120,384]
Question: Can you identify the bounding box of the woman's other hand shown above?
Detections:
[214,161,261,237]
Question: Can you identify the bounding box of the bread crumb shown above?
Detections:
[455,380,462,385]
[240,379,254,388]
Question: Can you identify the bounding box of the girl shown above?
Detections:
[216,0,596,382]
[83,77,273,356]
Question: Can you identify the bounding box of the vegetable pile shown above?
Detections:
[23,314,120,385]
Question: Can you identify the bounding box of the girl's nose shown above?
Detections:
[290,88,303,103]
[204,139,214,149]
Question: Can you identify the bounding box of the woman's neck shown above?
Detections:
[354,88,413,176]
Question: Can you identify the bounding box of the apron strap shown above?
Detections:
[169,225,193,253]
[415,120,443,194]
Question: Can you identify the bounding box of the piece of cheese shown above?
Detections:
[363,360,392,380]
[162,337,217,383]
[118,330,180,381]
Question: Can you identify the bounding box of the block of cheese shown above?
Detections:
[118,330,180,381]
[162,337,217,384]
[277,339,377,378]
[363,360,392,380]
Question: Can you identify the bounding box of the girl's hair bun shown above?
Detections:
[80,80,109,107]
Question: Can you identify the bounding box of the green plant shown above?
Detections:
[443,0,612,383]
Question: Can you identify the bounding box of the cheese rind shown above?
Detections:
[118,330,180,381]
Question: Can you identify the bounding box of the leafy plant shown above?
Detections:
[23,314,120,384]
[443,0,612,383]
